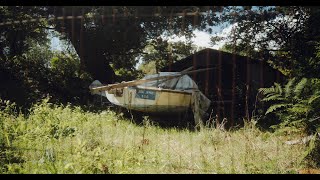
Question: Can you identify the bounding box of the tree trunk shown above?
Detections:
[53,7,116,84]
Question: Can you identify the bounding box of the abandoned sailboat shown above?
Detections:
[89,69,211,115]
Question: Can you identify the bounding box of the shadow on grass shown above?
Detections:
[108,105,197,131]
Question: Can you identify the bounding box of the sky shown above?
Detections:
[50,31,219,51]
[50,31,220,51]
[167,26,232,50]
[50,36,62,51]
[167,30,215,49]
[50,25,232,52]
[50,26,231,70]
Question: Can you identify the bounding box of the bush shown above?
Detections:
[259,78,320,134]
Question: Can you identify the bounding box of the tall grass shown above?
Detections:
[0,99,309,174]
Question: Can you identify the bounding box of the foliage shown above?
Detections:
[49,6,216,83]
[0,6,219,108]
[0,99,309,173]
[0,6,50,60]
[259,78,320,134]
[138,61,157,75]
[0,37,93,109]
[113,66,143,82]
[140,39,196,73]
[211,6,320,78]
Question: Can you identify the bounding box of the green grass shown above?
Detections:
[0,99,310,174]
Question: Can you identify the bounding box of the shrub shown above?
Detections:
[259,78,320,134]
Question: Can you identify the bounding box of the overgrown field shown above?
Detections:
[0,99,312,174]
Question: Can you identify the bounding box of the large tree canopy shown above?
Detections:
[0,6,50,59]
[3,6,320,108]
[4,6,320,82]
[211,6,320,78]
[49,6,216,83]
[0,6,218,107]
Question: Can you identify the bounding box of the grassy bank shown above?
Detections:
[0,99,310,174]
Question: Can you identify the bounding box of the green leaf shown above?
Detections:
[287,104,311,114]
[293,78,308,98]
[308,94,320,104]
[284,78,296,98]
[259,86,276,95]
[265,103,290,115]
[274,83,283,95]
[262,94,284,102]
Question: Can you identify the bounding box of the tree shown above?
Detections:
[138,61,157,75]
[140,38,196,73]
[0,32,92,108]
[0,7,56,107]
[211,6,320,78]
[0,6,234,107]
[0,6,51,60]
[1,6,225,82]
[49,6,220,83]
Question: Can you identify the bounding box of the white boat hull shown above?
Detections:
[101,87,192,114]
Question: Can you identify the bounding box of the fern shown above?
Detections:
[259,86,276,95]
[287,104,311,115]
[265,103,291,115]
[293,78,308,99]
[308,94,320,104]
[259,77,320,133]
[262,94,284,102]
[274,83,283,96]
[260,83,283,99]
[284,78,296,98]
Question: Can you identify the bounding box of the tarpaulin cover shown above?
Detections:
[138,72,211,118]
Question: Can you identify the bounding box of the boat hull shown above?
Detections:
[103,87,192,114]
